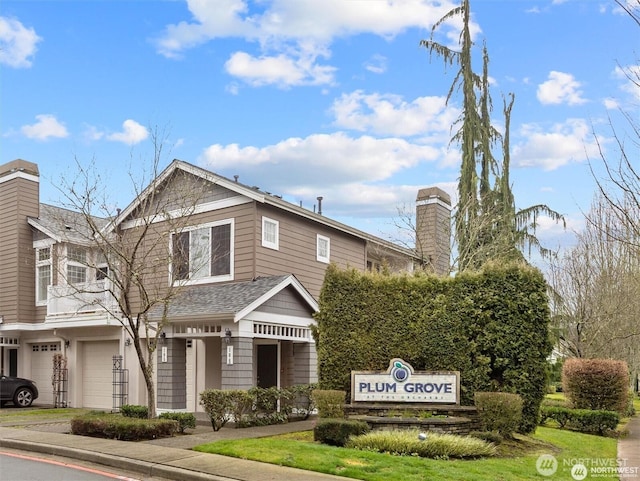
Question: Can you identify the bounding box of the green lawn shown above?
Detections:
[194,426,617,481]
[0,407,90,423]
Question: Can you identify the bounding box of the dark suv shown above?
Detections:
[0,375,39,407]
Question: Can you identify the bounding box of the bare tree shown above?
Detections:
[50,129,210,417]
[549,195,640,386]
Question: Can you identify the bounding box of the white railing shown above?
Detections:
[47,280,118,318]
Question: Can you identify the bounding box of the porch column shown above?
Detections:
[293,342,317,385]
[157,338,186,409]
[221,337,253,390]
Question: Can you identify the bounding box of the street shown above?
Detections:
[0,450,162,481]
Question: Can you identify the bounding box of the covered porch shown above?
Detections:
[153,275,318,412]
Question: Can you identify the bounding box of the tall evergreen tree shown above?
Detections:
[421,0,563,271]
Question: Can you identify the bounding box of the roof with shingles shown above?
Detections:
[28,203,109,244]
[150,275,316,320]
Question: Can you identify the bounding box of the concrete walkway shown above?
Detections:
[618,414,640,480]
[0,418,346,481]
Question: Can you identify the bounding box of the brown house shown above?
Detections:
[0,158,451,411]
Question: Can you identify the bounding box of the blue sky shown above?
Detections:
[2,0,638,256]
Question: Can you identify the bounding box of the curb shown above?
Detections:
[0,438,233,481]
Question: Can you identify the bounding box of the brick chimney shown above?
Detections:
[0,159,40,324]
[415,187,451,275]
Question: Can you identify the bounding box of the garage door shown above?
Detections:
[82,341,118,409]
[30,343,60,405]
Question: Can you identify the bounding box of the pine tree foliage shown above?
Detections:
[420,0,564,271]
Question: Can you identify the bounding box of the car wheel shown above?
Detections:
[14,388,34,407]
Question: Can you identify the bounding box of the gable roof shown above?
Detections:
[150,274,318,322]
[112,159,418,260]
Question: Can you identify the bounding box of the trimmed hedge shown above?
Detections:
[562,358,629,413]
[314,263,552,433]
[199,385,316,431]
[158,412,196,433]
[120,404,149,419]
[70,414,178,440]
[474,392,523,438]
[313,418,370,446]
[311,389,346,419]
[540,406,620,435]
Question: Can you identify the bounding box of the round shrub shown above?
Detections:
[313,418,370,447]
[474,392,523,438]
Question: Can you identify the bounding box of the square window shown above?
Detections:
[171,220,234,284]
[317,234,330,263]
[262,217,279,250]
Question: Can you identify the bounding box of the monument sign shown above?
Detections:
[351,358,460,404]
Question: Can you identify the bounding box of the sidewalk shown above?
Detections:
[0,418,346,481]
[618,414,640,479]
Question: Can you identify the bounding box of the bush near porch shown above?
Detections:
[200,384,316,431]
[313,263,552,434]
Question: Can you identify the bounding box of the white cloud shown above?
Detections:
[513,118,602,170]
[200,132,439,185]
[330,91,459,138]
[21,115,68,140]
[107,120,149,145]
[198,132,450,219]
[154,0,468,88]
[82,125,105,141]
[224,49,336,87]
[537,71,587,106]
[0,16,41,68]
[364,54,387,74]
[603,97,619,109]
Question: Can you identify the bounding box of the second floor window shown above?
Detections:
[67,245,87,284]
[172,220,233,283]
[317,234,330,263]
[36,247,51,304]
[261,217,279,250]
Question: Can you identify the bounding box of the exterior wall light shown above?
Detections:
[224,328,232,344]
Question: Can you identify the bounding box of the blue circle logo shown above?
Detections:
[391,361,410,382]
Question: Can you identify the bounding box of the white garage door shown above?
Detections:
[30,343,60,405]
[82,341,118,409]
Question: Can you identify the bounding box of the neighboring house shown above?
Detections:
[0,158,451,412]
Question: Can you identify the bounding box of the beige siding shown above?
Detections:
[0,162,40,325]
[254,205,365,299]
[117,199,258,311]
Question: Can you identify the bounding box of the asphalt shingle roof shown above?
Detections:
[154,275,292,319]
[30,204,109,244]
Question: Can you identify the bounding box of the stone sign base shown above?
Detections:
[345,403,481,435]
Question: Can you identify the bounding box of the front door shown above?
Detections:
[257,344,278,388]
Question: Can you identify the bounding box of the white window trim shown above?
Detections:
[316,234,330,263]
[170,218,235,286]
[66,245,88,285]
[35,246,52,306]
[261,216,279,250]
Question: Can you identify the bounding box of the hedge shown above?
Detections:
[199,385,316,431]
[70,414,178,440]
[540,405,620,435]
[562,358,629,413]
[313,418,370,446]
[474,392,523,438]
[313,262,552,433]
